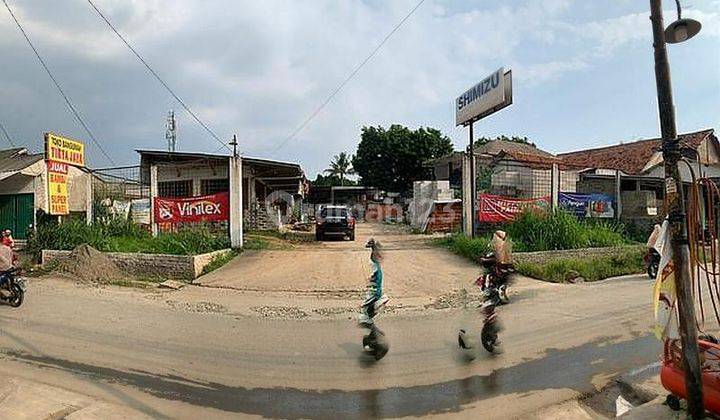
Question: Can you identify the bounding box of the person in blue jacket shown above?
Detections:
[359,238,388,327]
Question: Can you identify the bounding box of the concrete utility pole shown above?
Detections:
[469,122,476,238]
[229,135,243,248]
[649,0,704,417]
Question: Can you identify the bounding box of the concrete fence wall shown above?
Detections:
[513,245,646,265]
[42,248,232,280]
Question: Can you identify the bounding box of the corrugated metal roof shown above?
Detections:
[135,149,302,168]
[0,147,44,173]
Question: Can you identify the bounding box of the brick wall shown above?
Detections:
[426,202,462,233]
[42,249,232,280]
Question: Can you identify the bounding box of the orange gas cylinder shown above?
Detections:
[661,339,720,415]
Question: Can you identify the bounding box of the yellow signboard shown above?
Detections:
[48,169,69,215]
[45,133,85,167]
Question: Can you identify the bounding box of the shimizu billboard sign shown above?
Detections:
[45,133,85,215]
[455,67,513,126]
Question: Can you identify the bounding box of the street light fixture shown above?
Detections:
[665,0,702,43]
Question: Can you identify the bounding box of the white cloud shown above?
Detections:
[0,0,717,175]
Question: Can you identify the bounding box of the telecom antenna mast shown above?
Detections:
[166,110,177,152]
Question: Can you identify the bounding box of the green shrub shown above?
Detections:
[507,209,627,251]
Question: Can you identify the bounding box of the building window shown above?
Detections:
[621,179,637,192]
[159,180,192,198]
[201,178,229,195]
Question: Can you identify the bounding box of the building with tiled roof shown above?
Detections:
[558,128,718,176]
[557,128,719,223]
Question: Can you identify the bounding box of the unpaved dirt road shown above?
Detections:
[0,223,662,418]
[195,223,537,319]
[199,223,475,298]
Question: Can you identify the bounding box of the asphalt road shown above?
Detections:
[0,270,659,419]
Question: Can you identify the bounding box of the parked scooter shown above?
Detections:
[645,248,661,279]
[0,267,25,307]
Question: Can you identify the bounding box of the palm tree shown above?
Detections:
[324,152,354,186]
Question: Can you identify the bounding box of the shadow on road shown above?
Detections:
[0,334,659,419]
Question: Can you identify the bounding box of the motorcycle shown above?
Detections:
[645,248,660,279]
[478,253,514,305]
[0,267,25,307]
[459,279,503,353]
[361,295,390,360]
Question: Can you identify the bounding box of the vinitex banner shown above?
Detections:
[154,192,229,223]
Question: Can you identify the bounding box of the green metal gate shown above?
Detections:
[0,194,34,239]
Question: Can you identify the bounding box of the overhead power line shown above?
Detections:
[86,0,231,153]
[0,122,17,148]
[269,0,427,155]
[2,0,117,165]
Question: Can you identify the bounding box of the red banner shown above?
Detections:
[154,192,229,224]
[478,193,549,223]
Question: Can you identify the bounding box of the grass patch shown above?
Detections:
[435,209,634,259]
[27,218,230,258]
[515,250,645,283]
[433,209,643,282]
[433,234,491,262]
[201,250,239,275]
[507,209,629,251]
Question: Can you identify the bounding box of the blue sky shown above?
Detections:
[0,0,718,176]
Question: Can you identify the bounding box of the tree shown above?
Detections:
[324,152,354,186]
[470,135,535,151]
[311,173,356,187]
[352,125,453,193]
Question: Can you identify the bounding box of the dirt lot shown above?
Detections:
[189,223,555,319]
[200,223,461,294]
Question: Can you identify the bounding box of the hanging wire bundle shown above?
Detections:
[685,162,720,334]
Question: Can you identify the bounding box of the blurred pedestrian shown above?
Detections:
[1,229,15,249]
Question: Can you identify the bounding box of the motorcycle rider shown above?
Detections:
[646,224,661,251]
[2,229,15,248]
[1,230,17,267]
[480,230,513,291]
[359,238,388,327]
[0,242,15,289]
